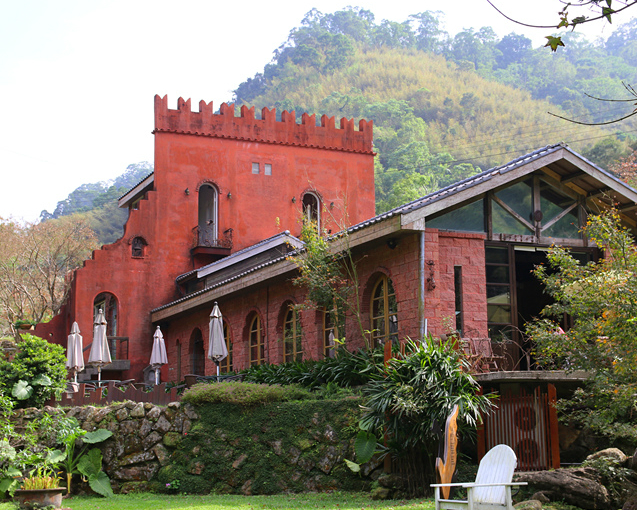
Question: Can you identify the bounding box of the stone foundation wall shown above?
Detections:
[12,398,370,495]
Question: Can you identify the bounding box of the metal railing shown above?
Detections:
[192,225,233,249]
[83,336,129,360]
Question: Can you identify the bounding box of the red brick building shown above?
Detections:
[39,96,637,386]
[38,95,637,470]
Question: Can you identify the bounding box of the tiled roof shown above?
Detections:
[117,172,155,201]
[175,230,303,283]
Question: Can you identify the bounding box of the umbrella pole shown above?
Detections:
[155,368,160,386]
[74,370,77,384]
[216,361,220,382]
[97,366,102,383]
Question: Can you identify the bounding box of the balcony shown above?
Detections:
[191,226,233,260]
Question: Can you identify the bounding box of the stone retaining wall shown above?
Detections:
[12,398,371,495]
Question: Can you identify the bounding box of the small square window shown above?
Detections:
[252,162,259,174]
[264,164,272,176]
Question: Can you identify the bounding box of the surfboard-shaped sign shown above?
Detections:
[435,404,459,499]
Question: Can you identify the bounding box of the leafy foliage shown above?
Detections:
[292,221,368,345]
[358,337,493,495]
[241,347,385,389]
[528,211,637,377]
[528,211,637,447]
[52,416,113,496]
[0,334,66,408]
[181,381,313,406]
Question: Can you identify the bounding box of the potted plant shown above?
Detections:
[13,464,66,509]
[13,320,36,331]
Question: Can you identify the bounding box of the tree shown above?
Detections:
[528,210,637,378]
[527,210,637,444]
[611,147,637,187]
[0,216,98,332]
[487,0,637,124]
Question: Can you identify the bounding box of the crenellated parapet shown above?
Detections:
[153,95,374,154]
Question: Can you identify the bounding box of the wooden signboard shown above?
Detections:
[435,404,459,499]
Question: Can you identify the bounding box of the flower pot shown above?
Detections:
[18,324,34,330]
[14,487,66,509]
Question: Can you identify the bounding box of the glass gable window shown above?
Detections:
[427,199,485,232]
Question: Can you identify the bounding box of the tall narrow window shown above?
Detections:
[370,275,398,347]
[486,245,513,341]
[284,306,302,362]
[190,329,205,375]
[302,192,321,230]
[220,322,233,373]
[198,184,218,247]
[454,266,464,336]
[249,315,264,366]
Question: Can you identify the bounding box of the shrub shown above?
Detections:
[242,347,385,389]
[181,381,313,406]
[358,337,494,496]
[0,334,67,408]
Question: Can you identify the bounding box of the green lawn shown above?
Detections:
[0,493,434,510]
[0,492,586,509]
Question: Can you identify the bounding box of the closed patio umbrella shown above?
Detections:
[66,322,84,383]
[208,302,227,381]
[150,326,168,385]
[88,308,111,382]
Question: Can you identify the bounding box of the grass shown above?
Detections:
[0,492,587,509]
[0,493,434,510]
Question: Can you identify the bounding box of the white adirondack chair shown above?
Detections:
[431,444,527,510]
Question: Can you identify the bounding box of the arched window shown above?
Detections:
[220,322,233,374]
[370,275,398,347]
[198,184,218,246]
[190,329,205,375]
[249,315,264,366]
[302,192,321,230]
[131,236,146,257]
[93,292,118,337]
[284,306,302,362]
[323,309,339,358]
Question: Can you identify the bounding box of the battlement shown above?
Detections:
[153,95,374,154]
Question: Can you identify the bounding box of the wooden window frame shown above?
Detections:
[370,275,398,348]
[284,306,302,362]
[249,315,264,366]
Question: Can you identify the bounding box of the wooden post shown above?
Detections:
[547,383,561,469]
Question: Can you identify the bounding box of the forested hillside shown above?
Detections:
[234,8,637,213]
[40,162,152,244]
[43,8,637,240]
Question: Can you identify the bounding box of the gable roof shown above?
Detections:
[347,143,637,233]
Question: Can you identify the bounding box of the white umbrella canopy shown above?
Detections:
[208,302,227,379]
[66,321,84,383]
[88,308,112,382]
[150,326,168,385]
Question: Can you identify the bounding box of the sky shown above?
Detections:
[1,0,634,222]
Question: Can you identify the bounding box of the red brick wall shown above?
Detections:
[157,229,489,381]
[38,97,375,381]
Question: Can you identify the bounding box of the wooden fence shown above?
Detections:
[49,381,180,407]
